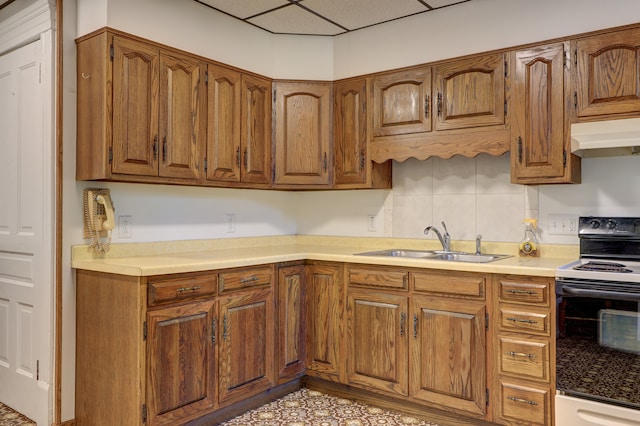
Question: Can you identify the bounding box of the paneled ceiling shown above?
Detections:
[195,0,474,36]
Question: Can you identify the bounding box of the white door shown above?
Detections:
[0,37,53,425]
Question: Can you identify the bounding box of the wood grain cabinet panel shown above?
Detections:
[433,53,505,131]
[146,300,217,425]
[511,42,580,184]
[574,26,640,119]
[273,81,332,187]
[410,297,487,417]
[334,78,391,189]
[276,264,306,382]
[218,287,275,406]
[305,263,344,381]
[346,290,409,396]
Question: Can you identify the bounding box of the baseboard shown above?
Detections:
[57,420,76,426]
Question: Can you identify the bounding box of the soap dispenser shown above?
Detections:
[519,218,540,257]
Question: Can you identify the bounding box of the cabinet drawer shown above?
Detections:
[499,306,550,335]
[349,266,408,290]
[412,271,485,299]
[219,266,273,293]
[499,337,550,382]
[148,273,217,306]
[500,382,550,426]
[498,277,551,306]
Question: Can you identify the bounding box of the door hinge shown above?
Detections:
[563,149,567,167]
[143,321,147,340]
[108,147,113,164]
[486,388,490,405]
[212,317,217,344]
[204,157,208,173]
[110,44,114,61]
[205,70,208,85]
[574,92,578,110]
[36,360,39,381]
[142,404,147,423]
[485,312,489,330]
[574,49,577,66]
[504,60,507,78]
[504,100,507,116]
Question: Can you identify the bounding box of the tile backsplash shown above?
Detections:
[391,154,537,243]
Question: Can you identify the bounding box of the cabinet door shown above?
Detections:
[241,74,272,185]
[218,288,275,406]
[434,53,505,131]
[273,82,332,186]
[334,78,367,185]
[410,297,487,417]
[347,290,408,396]
[111,35,159,176]
[206,63,241,182]
[370,68,432,138]
[276,265,306,382]
[158,49,204,179]
[146,299,216,425]
[575,27,640,118]
[305,263,343,381]
[511,43,578,184]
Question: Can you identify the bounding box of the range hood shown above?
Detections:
[571,117,640,158]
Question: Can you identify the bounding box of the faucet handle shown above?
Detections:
[475,234,482,255]
[441,221,449,234]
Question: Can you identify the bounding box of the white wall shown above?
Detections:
[60,0,640,421]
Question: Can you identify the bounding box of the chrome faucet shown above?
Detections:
[424,221,451,252]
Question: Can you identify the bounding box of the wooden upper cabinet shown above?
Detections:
[273,81,332,187]
[334,78,391,189]
[511,42,580,184]
[206,66,271,186]
[574,26,640,119]
[206,64,242,182]
[370,67,432,138]
[111,35,160,177]
[241,74,272,185]
[158,50,205,180]
[433,53,505,131]
[76,30,205,182]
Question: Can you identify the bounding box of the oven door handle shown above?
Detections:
[560,285,640,301]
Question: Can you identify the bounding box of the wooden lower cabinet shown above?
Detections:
[276,264,306,382]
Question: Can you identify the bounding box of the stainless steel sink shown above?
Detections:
[354,248,511,263]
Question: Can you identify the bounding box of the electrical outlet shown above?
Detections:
[118,215,132,238]
[367,214,377,232]
[226,214,236,233]
[548,214,579,235]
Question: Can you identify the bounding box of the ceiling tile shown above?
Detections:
[198,0,290,19]
[248,4,346,35]
[425,0,470,8]
[300,0,428,30]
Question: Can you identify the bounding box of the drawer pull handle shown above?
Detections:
[176,286,201,293]
[506,289,537,295]
[506,317,538,324]
[505,351,536,359]
[240,276,259,284]
[507,396,538,406]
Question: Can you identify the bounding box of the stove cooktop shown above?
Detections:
[556,258,640,283]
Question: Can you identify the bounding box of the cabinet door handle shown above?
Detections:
[505,351,536,359]
[222,315,229,341]
[507,396,538,406]
[413,314,418,339]
[211,318,217,344]
[323,152,327,172]
[400,312,406,337]
[506,317,538,324]
[424,94,430,118]
[235,146,241,168]
[243,147,248,168]
[153,135,158,160]
[176,286,201,293]
[517,136,523,163]
[359,149,365,171]
[162,136,167,162]
[437,93,442,116]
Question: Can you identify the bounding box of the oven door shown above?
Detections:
[556,278,640,411]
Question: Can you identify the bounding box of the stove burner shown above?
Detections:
[574,261,633,273]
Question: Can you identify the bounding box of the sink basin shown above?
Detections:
[354,249,511,263]
[355,249,437,258]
